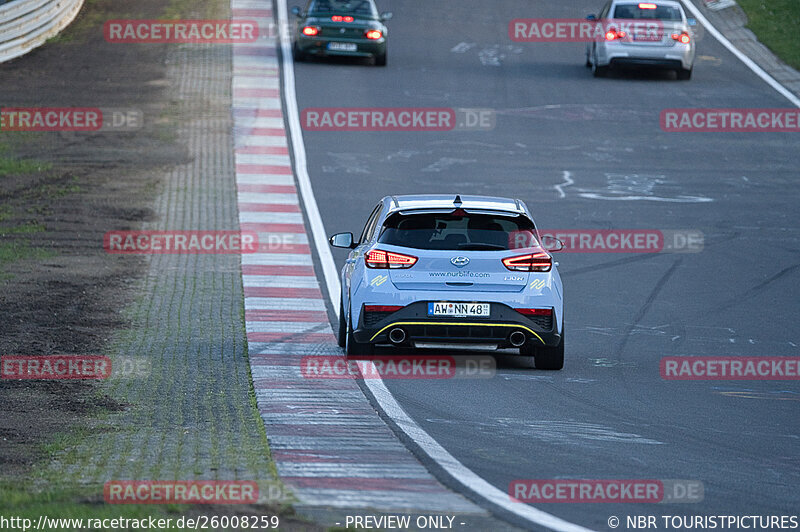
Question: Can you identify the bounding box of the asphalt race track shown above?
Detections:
[291,0,800,529]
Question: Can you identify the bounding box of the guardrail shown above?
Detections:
[0,0,85,63]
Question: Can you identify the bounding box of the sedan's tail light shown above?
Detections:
[365,29,383,40]
[302,26,319,36]
[502,251,552,272]
[605,28,627,41]
[515,308,553,316]
[331,15,354,22]
[365,249,417,269]
[671,32,691,44]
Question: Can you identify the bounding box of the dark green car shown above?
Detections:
[291,0,392,66]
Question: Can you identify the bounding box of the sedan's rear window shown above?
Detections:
[308,0,377,17]
[613,4,682,20]
[378,212,539,251]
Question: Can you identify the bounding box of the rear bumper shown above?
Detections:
[296,36,385,58]
[610,57,683,70]
[353,301,561,348]
[596,42,694,70]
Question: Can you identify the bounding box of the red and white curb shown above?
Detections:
[232,0,481,513]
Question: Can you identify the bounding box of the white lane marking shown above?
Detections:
[249,232,309,245]
[578,173,714,203]
[451,42,476,53]
[292,488,480,511]
[277,462,432,478]
[243,275,318,287]
[276,2,594,529]
[578,193,713,202]
[234,119,287,131]
[236,174,295,185]
[424,418,662,445]
[234,77,280,89]
[241,253,314,266]
[421,157,477,173]
[246,321,331,333]
[238,200,302,212]
[233,97,283,108]
[233,56,279,69]
[236,135,289,147]
[248,342,335,354]
[235,154,293,167]
[244,297,325,310]
[276,0,340,307]
[682,0,800,108]
[554,170,573,199]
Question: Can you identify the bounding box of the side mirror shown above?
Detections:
[540,235,564,252]
[586,14,597,21]
[329,232,356,249]
[380,11,393,21]
[291,6,302,16]
[687,17,697,26]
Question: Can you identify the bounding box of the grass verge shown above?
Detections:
[736,0,800,71]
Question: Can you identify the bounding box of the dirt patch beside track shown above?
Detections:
[0,0,181,477]
[0,3,319,529]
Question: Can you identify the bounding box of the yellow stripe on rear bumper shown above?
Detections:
[368,321,545,344]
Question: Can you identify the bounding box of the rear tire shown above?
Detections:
[534,329,565,370]
[337,298,347,348]
[293,43,306,62]
[345,310,373,357]
[676,67,692,80]
[375,52,387,66]
[592,62,608,77]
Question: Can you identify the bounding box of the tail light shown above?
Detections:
[302,26,319,36]
[331,15,354,22]
[365,29,383,40]
[364,305,404,313]
[365,249,417,269]
[638,3,657,9]
[515,308,553,316]
[671,32,691,44]
[605,28,626,41]
[502,251,552,272]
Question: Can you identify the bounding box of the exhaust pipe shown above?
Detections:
[509,330,526,347]
[388,327,407,345]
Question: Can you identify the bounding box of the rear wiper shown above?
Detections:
[457,243,506,250]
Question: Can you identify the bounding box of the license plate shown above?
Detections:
[328,42,357,51]
[633,33,661,41]
[428,302,490,318]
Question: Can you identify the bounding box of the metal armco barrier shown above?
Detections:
[0,0,85,63]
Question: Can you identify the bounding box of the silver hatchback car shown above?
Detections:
[586,0,696,79]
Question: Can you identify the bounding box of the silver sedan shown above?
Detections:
[586,0,697,79]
